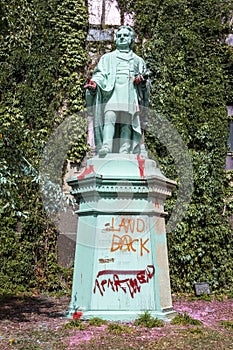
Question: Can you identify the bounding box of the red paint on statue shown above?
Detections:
[78,165,94,180]
[136,154,145,177]
[93,265,155,298]
[73,311,83,320]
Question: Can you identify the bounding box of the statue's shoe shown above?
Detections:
[119,144,130,154]
[99,146,110,157]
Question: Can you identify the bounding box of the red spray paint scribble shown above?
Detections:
[93,265,155,299]
[136,154,145,177]
[78,165,94,180]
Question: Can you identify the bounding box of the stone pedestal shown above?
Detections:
[66,154,176,321]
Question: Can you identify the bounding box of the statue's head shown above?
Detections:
[115,26,135,50]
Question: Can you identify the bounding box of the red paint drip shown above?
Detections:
[137,154,145,177]
[73,311,83,320]
[96,265,155,278]
[78,165,94,180]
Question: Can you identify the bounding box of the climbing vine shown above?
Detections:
[125,0,233,292]
[1,0,233,295]
[0,0,88,293]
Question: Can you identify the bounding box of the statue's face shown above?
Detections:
[116,28,131,50]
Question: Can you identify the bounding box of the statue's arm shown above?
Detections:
[91,54,109,90]
[133,57,150,130]
[85,53,112,116]
[84,77,97,91]
[84,54,109,113]
[134,57,150,86]
[84,53,109,93]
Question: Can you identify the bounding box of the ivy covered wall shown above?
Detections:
[129,0,233,292]
[0,0,88,293]
[0,0,233,294]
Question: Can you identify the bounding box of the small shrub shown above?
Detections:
[188,294,213,302]
[62,319,86,330]
[134,311,164,328]
[186,327,206,335]
[107,323,133,334]
[219,320,233,330]
[171,312,202,326]
[226,291,233,299]
[214,294,224,302]
[198,294,213,301]
[88,317,108,326]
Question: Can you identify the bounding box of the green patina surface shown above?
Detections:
[66,154,176,321]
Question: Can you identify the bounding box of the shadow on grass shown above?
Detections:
[0,294,69,322]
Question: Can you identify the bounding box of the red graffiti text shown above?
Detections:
[93,265,155,298]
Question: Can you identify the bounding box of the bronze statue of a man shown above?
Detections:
[85,25,149,157]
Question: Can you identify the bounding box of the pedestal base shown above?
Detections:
[66,154,176,322]
[66,308,176,322]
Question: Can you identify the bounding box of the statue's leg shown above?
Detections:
[119,112,131,154]
[99,111,117,156]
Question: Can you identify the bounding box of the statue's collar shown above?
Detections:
[117,49,132,53]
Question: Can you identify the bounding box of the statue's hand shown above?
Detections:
[84,78,97,90]
[133,74,146,85]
